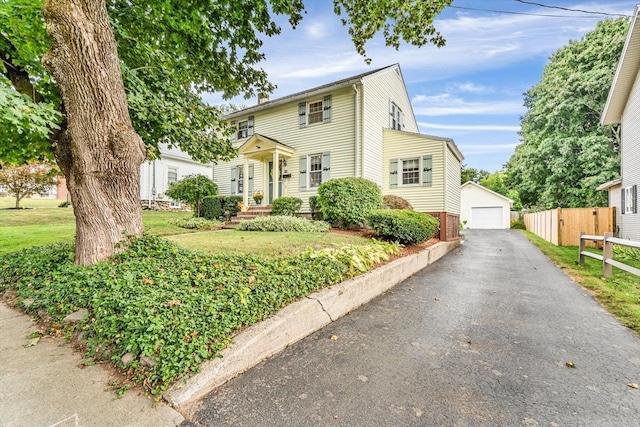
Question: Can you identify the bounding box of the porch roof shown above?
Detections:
[238,134,295,160]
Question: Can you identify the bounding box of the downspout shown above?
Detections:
[352,84,360,177]
[147,160,152,209]
[151,160,156,209]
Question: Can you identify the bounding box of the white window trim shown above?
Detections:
[236,165,244,195]
[307,153,323,188]
[399,157,421,186]
[390,101,403,130]
[167,167,181,207]
[307,99,325,126]
[624,185,634,214]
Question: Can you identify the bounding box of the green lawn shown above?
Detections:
[0,197,196,254]
[0,197,368,256]
[522,231,640,334]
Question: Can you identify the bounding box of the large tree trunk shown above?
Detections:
[43,0,146,265]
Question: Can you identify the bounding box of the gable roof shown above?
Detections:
[225,64,399,119]
[596,178,622,191]
[461,181,513,205]
[602,6,640,125]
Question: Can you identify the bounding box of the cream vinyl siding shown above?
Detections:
[361,66,418,186]
[620,68,640,240]
[214,87,355,211]
[382,129,445,212]
[444,144,462,214]
[608,183,622,234]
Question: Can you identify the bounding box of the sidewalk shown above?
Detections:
[0,302,183,427]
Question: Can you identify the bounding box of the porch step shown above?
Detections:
[224,206,272,229]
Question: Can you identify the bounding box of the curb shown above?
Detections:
[164,239,461,408]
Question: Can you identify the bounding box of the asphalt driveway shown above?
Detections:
[187,230,640,426]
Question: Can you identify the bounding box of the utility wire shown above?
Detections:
[513,0,631,17]
[449,5,610,18]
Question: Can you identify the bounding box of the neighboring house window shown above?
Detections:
[390,101,403,130]
[389,155,432,187]
[298,95,332,127]
[167,167,180,208]
[622,185,638,214]
[299,152,331,190]
[230,116,254,141]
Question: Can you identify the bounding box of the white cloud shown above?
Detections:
[457,143,519,155]
[412,94,525,116]
[305,21,328,40]
[418,122,521,132]
[449,82,493,94]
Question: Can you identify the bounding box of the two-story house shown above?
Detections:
[601,5,640,240]
[213,64,463,239]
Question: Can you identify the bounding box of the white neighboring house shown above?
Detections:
[601,4,640,241]
[140,144,213,210]
[460,181,513,229]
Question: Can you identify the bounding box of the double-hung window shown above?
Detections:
[622,185,638,214]
[389,101,403,130]
[298,96,332,127]
[401,158,420,185]
[167,168,181,207]
[230,116,254,141]
[299,152,331,190]
[389,155,432,188]
[230,164,255,195]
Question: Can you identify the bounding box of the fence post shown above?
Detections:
[579,232,585,264]
[603,232,613,278]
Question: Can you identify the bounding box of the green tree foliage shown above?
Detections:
[480,171,522,210]
[461,164,490,184]
[506,18,627,209]
[0,162,59,208]
[165,175,217,217]
[1,0,451,263]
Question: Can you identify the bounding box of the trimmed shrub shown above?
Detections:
[271,197,302,216]
[382,195,413,210]
[165,174,217,217]
[367,209,439,244]
[317,177,382,228]
[308,195,323,220]
[236,215,331,232]
[201,195,242,220]
[170,217,223,230]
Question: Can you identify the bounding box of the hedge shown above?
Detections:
[317,177,382,228]
[366,209,439,244]
[201,195,243,220]
[271,197,302,216]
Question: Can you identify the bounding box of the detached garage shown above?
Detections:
[460,182,513,229]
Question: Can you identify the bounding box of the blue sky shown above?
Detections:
[203,1,638,172]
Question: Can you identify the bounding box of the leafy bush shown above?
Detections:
[58,200,71,208]
[510,218,526,230]
[317,178,382,228]
[308,195,323,220]
[271,197,302,216]
[236,215,330,232]
[366,209,439,244]
[614,245,640,262]
[201,195,243,220]
[303,240,401,276]
[165,174,217,217]
[170,217,223,230]
[382,195,413,210]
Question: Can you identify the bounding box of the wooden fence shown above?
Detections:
[524,207,616,247]
[579,232,640,278]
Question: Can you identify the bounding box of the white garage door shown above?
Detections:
[471,207,504,229]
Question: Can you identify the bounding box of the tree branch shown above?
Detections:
[0,34,45,103]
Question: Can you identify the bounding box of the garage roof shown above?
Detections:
[461,181,513,206]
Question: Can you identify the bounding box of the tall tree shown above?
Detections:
[461,164,490,184]
[1,0,452,264]
[480,171,522,211]
[506,18,627,210]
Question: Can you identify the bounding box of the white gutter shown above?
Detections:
[353,84,360,177]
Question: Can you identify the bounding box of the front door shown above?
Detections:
[268,160,285,204]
